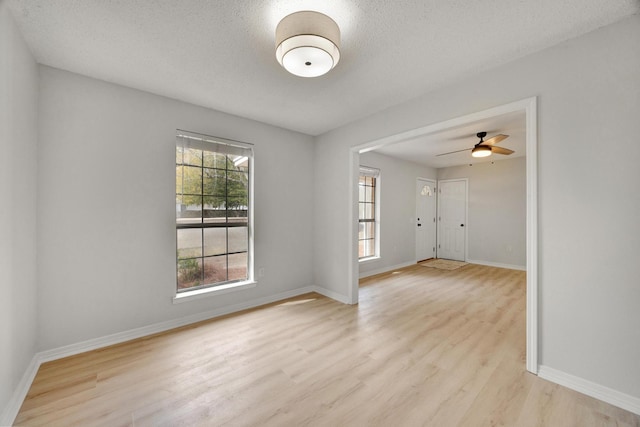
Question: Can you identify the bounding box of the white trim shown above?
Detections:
[248,141,256,287]
[359,165,380,177]
[350,97,539,375]
[175,128,257,302]
[373,169,381,260]
[176,129,254,153]
[0,356,40,426]
[173,280,257,304]
[312,285,351,304]
[357,165,382,262]
[524,97,538,374]
[415,178,437,262]
[348,150,360,305]
[538,365,640,416]
[39,286,315,363]
[466,259,526,271]
[355,98,536,153]
[359,261,416,279]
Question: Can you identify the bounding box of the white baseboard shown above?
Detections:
[538,365,640,415]
[359,260,416,279]
[38,285,317,363]
[1,285,329,425]
[6,291,640,423]
[312,286,350,304]
[0,356,40,426]
[466,259,526,271]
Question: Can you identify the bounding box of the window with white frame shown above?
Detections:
[175,130,253,292]
[359,166,380,260]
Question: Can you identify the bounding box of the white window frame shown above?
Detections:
[358,166,380,262]
[173,130,255,303]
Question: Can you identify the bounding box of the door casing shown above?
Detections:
[416,178,437,262]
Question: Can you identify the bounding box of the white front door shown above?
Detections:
[416,178,437,262]
[437,179,467,261]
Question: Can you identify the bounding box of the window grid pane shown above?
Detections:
[176,133,251,292]
[358,171,378,259]
[177,257,203,289]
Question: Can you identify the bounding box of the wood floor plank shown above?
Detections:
[14,264,640,426]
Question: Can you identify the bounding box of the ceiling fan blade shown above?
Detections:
[483,134,509,146]
[491,146,514,155]
[436,148,471,156]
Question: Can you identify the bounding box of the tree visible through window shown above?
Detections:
[176,131,252,292]
[359,167,379,259]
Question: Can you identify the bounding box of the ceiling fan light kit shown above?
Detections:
[437,131,514,159]
[471,145,492,158]
[275,11,341,78]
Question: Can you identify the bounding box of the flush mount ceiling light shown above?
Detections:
[275,11,340,78]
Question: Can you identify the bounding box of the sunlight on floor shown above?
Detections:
[277,298,317,306]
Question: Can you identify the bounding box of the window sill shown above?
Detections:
[359,256,380,264]
[173,280,257,304]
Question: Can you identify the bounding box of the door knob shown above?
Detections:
[417,224,422,227]
[460,224,465,227]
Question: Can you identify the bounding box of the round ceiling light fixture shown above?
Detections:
[275,11,340,78]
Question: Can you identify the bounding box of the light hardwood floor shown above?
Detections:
[15,264,640,426]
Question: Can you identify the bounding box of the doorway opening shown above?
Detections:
[416,178,437,262]
[350,97,538,374]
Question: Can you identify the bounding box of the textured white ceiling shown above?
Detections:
[8,0,639,135]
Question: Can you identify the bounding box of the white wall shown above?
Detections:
[438,157,526,269]
[0,1,39,419]
[314,14,640,400]
[36,66,315,350]
[358,151,435,276]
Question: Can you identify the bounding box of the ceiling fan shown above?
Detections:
[437,132,513,158]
